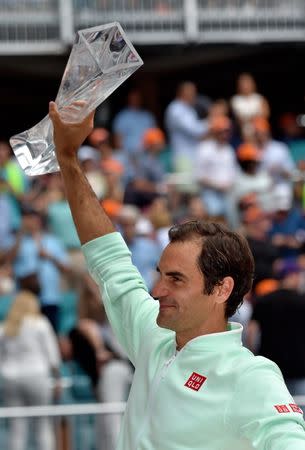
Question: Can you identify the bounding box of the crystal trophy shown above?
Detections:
[10,22,143,176]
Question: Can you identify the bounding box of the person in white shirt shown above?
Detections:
[195,115,238,220]
[252,117,296,192]
[165,81,209,180]
[231,73,269,126]
[0,290,61,450]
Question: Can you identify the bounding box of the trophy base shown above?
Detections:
[10,115,59,176]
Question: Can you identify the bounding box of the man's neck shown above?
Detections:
[176,319,228,350]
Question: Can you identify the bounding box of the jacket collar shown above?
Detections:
[177,322,243,353]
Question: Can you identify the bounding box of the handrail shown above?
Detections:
[0,402,126,419]
[0,397,303,419]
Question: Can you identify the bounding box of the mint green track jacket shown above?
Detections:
[83,232,305,450]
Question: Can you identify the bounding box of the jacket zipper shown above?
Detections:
[134,350,179,449]
[160,352,177,378]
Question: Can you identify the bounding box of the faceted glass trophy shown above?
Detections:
[10,22,143,176]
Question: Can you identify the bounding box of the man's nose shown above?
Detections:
[152,281,169,299]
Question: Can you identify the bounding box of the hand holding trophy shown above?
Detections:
[10,22,143,176]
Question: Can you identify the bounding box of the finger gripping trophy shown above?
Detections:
[10,22,143,176]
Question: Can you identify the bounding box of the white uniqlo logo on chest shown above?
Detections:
[184,372,207,391]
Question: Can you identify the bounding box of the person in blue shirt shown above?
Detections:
[5,206,70,331]
[0,192,12,250]
[269,184,305,259]
[113,89,156,155]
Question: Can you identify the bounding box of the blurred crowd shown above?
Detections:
[1,72,305,449]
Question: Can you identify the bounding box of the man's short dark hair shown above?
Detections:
[168,221,254,317]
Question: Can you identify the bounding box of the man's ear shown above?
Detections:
[214,276,234,305]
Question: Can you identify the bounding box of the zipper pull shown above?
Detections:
[161,353,176,379]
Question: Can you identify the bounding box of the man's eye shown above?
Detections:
[172,277,181,283]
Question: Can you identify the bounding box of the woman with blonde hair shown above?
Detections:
[0,290,61,450]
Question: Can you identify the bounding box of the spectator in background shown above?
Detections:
[101,159,125,203]
[254,278,280,299]
[165,81,208,179]
[89,127,123,165]
[15,172,83,295]
[241,206,280,290]
[0,191,13,250]
[46,173,81,251]
[88,127,112,161]
[112,89,156,155]
[230,291,253,346]
[228,143,273,228]
[230,73,269,128]
[138,128,167,184]
[269,183,305,259]
[194,93,212,119]
[0,290,61,450]
[277,113,305,206]
[29,173,65,215]
[78,145,106,200]
[182,195,209,223]
[4,207,70,331]
[0,261,15,296]
[195,115,237,221]
[0,140,28,231]
[44,173,88,294]
[207,98,237,148]
[124,128,166,208]
[100,198,123,225]
[20,174,60,218]
[252,117,296,192]
[278,112,305,167]
[88,127,136,188]
[208,99,230,120]
[148,197,173,250]
[117,205,161,292]
[247,260,305,395]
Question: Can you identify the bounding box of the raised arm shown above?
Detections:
[49,102,159,365]
[49,102,114,244]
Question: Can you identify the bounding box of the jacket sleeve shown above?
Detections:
[225,357,305,449]
[82,232,159,366]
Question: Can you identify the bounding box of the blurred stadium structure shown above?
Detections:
[0,0,304,55]
[0,401,126,450]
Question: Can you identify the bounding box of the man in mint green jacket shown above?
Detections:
[49,101,305,450]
